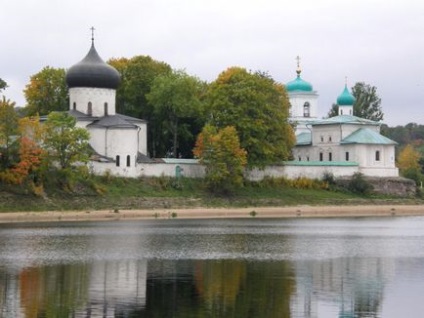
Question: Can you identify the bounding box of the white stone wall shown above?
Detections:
[246,165,359,181]
[90,161,205,179]
[359,167,399,177]
[69,87,116,116]
[90,160,398,180]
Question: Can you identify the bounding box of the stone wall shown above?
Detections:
[336,176,416,197]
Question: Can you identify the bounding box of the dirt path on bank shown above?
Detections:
[0,205,423,223]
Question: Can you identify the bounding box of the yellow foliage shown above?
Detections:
[397,144,421,171]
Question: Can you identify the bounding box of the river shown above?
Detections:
[0,216,423,317]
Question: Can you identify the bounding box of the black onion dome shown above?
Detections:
[66,43,121,89]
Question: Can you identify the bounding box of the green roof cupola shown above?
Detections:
[286,56,313,92]
[337,84,355,105]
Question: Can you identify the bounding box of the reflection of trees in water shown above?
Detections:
[19,264,90,318]
[1,261,147,317]
[141,259,295,318]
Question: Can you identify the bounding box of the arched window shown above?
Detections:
[116,155,120,167]
[303,102,310,117]
[375,150,380,161]
[126,155,131,167]
[104,102,108,116]
[345,152,349,161]
[87,102,93,116]
[328,152,332,161]
[319,152,323,161]
[73,102,76,110]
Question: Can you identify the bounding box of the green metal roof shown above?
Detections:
[286,161,358,166]
[161,158,199,164]
[341,128,397,145]
[312,115,378,126]
[295,132,312,146]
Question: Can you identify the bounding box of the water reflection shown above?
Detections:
[0,218,423,317]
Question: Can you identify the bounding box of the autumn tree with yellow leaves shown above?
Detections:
[397,144,422,184]
[194,125,247,193]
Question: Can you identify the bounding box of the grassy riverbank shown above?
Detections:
[0,175,422,213]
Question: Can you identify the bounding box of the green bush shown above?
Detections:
[348,172,373,195]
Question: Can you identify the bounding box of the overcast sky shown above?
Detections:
[1,0,423,126]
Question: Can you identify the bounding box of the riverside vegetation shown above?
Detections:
[0,172,421,213]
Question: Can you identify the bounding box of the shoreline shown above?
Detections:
[0,205,423,223]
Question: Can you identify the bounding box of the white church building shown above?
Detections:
[63,40,398,179]
[286,61,398,178]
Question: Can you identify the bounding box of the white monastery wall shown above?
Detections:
[91,161,395,180]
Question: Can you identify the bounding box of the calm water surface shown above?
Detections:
[0,216,424,317]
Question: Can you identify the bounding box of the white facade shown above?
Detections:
[289,91,319,135]
[69,87,117,117]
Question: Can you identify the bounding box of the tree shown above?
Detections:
[194,125,247,193]
[108,55,172,117]
[0,96,19,170]
[23,66,68,116]
[109,56,172,157]
[327,82,383,121]
[7,116,45,186]
[43,112,91,171]
[205,67,295,167]
[0,78,7,93]
[397,144,422,184]
[147,69,205,158]
[326,103,338,118]
[352,82,383,121]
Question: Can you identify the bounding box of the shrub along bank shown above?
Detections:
[0,174,421,213]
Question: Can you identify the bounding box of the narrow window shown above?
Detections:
[298,156,301,161]
[345,152,349,161]
[73,102,76,110]
[104,102,108,116]
[320,136,324,142]
[329,136,332,142]
[349,109,352,115]
[303,102,310,117]
[375,150,380,161]
[329,152,332,161]
[319,152,323,161]
[87,102,93,115]
[341,109,343,115]
[116,155,120,167]
[126,155,131,167]
[307,156,310,161]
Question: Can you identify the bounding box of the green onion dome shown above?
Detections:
[286,70,313,92]
[337,85,356,105]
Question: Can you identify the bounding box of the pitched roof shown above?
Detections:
[341,128,397,145]
[312,115,379,126]
[295,132,312,146]
[87,115,138,129]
